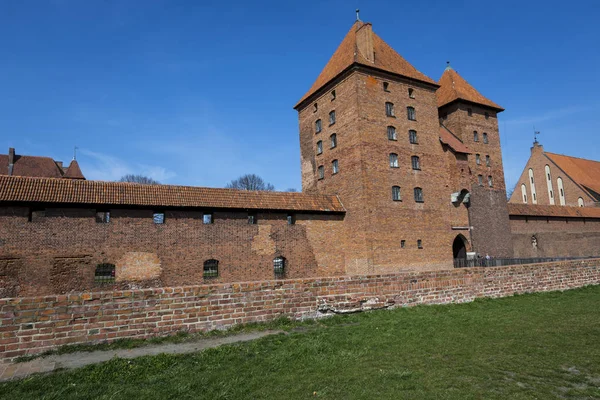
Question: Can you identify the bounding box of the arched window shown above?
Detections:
[274,256,286,277]
[332,159,339,174]
[387,126,397,140]
[318,165,324,180]
[411,156,420,170]
[528,168,537,204]
[330,133,337,148]
[389,153,399,168]
[483,133,488,144]
[203,259,219,278]
[407,106,416,121]
[578,197,584,207]
[521,184,528,203]
[486,155,491,167]
[316,140,323,155]
[414,187,423,202]
[473,131,479,142]
[557,177,566,205]
[392,186,401,201]
[478,175,483,186]
[545,165,554,205]
[95,263,115,284]
[329,110,336,125]
[488,175,493,187]
[409,130,418,144]
[315,119,322,133]
[476,154,481,165]
[385,102,394,117]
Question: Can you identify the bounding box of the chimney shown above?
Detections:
[355,23,375,64]
[531,141,544,155]
[8,148,15,176]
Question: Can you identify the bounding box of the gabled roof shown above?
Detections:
[437,66,504,111]
[439,125,471,154]
[0,154,64,178]
[545,152,600,200]
[295,21,437,108]
[508,203,600,219]
[0,176,345,213]
[63,160,85,180]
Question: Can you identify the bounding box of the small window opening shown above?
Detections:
[414,187,424,202]
[330,133,337,148]
[478,175,483,186]
[408,88,415,98]
[387,126,397,141]
[417,239,423,249]
[313,103,318,113]
[383,82,390,92]
[483,133,488,144]
[315,119,322,133]
[331,90,336,100]
[473,131,479,142]
[318,165,324,180]
[476,154,481,165]
[203,213,213,224]
[401,240,406,248]
[411,156,420,170]
[153,212,165,224]
[203,259,219,278]
[329,110,336,125]
[274,256,286,278]
[488,175,493,187]
[485,112,489,119]
[95,210,110,224]
[385,102,395,117]
[389,153,399,168]
[316,140,323,155]
[486,155,491,167]
[332,159,339,174]
[407,106,416,121]
[409,130,418,144]
[467,108,473,116]
[248,213,257,225]
[287,214,296,225]
[95,263,115,284]
[392,186,401,201]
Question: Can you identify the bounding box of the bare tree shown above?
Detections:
[226,174,275,191]
[119,174,160,185]
[506,186,515,200]
[286,188,298,192]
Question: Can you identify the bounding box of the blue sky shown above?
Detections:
[1,0,599,191]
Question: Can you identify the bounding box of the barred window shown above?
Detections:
[407,106,416,121]
[332,159,339,174]
[483,133,488,144]
[248,213,257,225]
[392,186,401,201]
[203,259,219,278]
[389,153,399,168]
[203,213,213,224]
[318,165,324,180]
[476,154,481,165]
[316,140,323,155]
[274,256,285,277]
[488,175,493,187]
[478,175,483,186]
[329,110,336,125]
[95,263,115,284]
[153,212,165,224]
[387,126,397,141]
[95,210,110,223]
[315,119,322,133]
[411,156,420,170]
[473,131,479,142]
[330,133,337,148]
[486,155,490,167]
[409,130,418,144]
[414,187,423,202]
[385,102,395,117]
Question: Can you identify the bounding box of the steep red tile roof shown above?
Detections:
[508,203,600,219]
[295,22,437,108]
[0,154,64,178]
[439,126,471,154]
[0,176,345,212]
[545,152,600,200]
[437,67,504,111]
[63,160,85,180]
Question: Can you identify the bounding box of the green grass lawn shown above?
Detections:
[2,286,600,400]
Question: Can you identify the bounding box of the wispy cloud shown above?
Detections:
[503,105,593,125]
[79,149,176,183]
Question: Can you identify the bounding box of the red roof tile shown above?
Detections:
[63,160,85,180]
[295,22,437,108]
[437,67,503,111]
[439,126,471,154]
[545,152,600,199]
[0,176,345,212]
[508,203,600,219]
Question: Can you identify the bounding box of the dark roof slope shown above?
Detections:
[295,21,437,108]
[63,160,85,180]
[0,176,345,212]
[437,67,503,111]
[0,154,64,178]
[439,126,471,154]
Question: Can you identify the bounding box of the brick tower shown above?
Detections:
[294,21,493,273]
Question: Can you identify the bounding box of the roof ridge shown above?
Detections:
[545,152,600,163]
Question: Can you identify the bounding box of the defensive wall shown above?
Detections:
[1,258,598,361]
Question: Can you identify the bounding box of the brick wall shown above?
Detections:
[1,259,598,361]
[0,206,345,297]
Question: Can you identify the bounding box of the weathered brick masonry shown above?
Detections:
[1,259,598,361]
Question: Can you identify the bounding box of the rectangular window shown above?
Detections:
[330,134,337,148]
[478,175,483,186]
[287,214,296,225]
[401,240,406,248]
[389,153,399,168]
[318,165,324,180]
[483,133,488,144]
[153,212,165,224]
[315,119,322,133]
[486,155,490,167]
[248,213,257,224]
[407,107,416,121]
[392,186,401,201]
[411,156,420,170]
[417,239,423,249]
[488,176,493,187]
[385,102,395,117]
[332,159,339,174]
[329,110,336,125]
[409,130,418,144]
[414,187,424,202]
[476,154,481,165]
[316,140,323,155]
[95,210,110,224]
[387,126,397,141]
[203,213,213,224]
[473,131,479,142]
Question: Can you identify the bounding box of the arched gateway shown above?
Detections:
[452,235,468,267]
